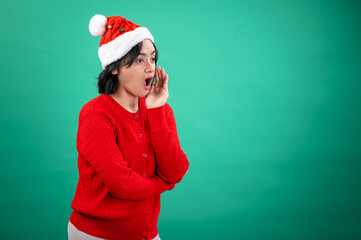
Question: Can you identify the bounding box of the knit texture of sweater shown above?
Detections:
[69,94,189,240]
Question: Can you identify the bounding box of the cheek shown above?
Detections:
[118,71,141,88]
[118,66,144,82]
[118,71,132,83]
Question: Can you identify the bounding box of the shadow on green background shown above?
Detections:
[0,0,360,239]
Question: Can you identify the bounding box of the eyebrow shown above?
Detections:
[139,50,156,56]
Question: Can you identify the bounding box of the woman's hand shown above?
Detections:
[146,66,169,109]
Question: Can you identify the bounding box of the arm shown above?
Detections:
[77,111,174,201]
[147,104,189,184]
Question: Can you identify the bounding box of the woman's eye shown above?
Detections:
[137,58,155,63]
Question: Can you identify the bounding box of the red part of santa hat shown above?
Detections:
[89,14,154,69]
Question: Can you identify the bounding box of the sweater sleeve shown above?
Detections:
[147,104,189,184]
[77,111,175,201]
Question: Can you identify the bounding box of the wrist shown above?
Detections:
[147,104,168,130]
[146,103,165,109]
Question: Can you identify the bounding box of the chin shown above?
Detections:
[130,89,148,98]
[140,90,151,98]
[134,92,148,98]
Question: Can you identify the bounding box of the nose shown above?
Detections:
[145,59,155,73]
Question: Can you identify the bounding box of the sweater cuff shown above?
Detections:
[147,104,168,130]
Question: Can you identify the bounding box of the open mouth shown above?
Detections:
[143,77,153,87]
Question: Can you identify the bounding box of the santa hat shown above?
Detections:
[89,14,154,69]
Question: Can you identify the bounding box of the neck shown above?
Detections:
[110,89,139,113]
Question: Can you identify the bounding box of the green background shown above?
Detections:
[1,0,361,239]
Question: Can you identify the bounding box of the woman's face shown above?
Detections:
[112,39,156,97]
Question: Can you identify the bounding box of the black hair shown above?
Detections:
[97,40,158,94]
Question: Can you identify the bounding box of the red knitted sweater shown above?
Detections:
[69,94,189,240]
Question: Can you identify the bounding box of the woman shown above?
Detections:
[67,14,189,240]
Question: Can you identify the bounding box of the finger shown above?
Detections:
[161,68,165,79]
[153,74,157,95]
[164,74,169,91]
[155,69,158,87]
[156,67,161,94]
[160,68,166,88]
[148,79,155,95]
[157,67,161,87]
[151,73,156,90]
[158,67,163,88]
[155,70,159,87]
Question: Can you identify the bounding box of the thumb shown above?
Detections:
[148,81,156,95]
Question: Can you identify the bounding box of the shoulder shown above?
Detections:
[78,94,114,123]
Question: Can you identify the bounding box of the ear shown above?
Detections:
[111,69,118,75]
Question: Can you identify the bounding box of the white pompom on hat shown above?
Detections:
[88,14,154,69]
[89,14,107,36]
